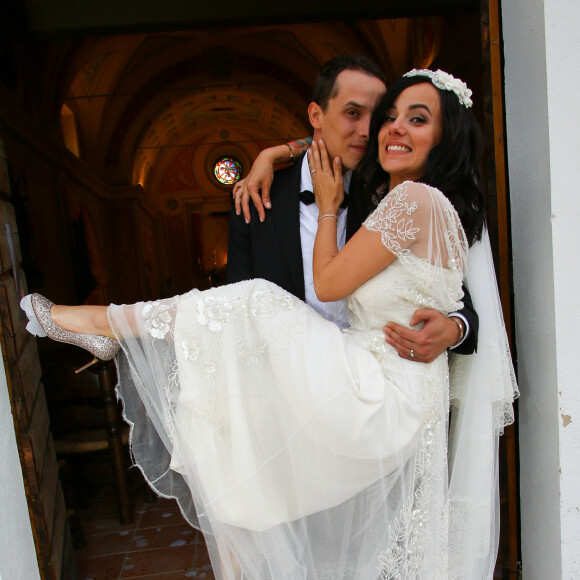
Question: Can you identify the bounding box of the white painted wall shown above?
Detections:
[0,357,41,580]
[503,0,580,577]
[544,2,580,577]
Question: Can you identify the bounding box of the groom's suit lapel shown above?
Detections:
[265,158,362,300]
[268,159,305,300]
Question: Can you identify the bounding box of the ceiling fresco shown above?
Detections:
[39,19,444,209]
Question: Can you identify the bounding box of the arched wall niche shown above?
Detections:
[109,59,313,185]
[131,83,311,197]
[146,128,257,211]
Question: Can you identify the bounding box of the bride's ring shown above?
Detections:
[311,169,317,174]
[410,349,415,358]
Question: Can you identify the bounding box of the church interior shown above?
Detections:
[0,2,518,577]
[3,15,484,308]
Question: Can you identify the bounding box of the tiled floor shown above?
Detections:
[71,452,215,580]
[71,452,508,579]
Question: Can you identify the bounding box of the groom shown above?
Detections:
[227,55,478,360]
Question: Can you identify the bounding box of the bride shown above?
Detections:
[22,70,517,579]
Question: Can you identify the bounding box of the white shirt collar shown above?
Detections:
[299,154,353,195]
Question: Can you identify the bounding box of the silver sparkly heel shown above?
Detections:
[23,293,120,373]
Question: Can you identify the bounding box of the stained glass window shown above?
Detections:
[214,156,242,185]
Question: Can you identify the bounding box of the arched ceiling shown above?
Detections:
[52,19,441,207]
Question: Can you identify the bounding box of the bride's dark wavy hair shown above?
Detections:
[353,74,485,245]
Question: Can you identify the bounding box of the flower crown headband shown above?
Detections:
[403,69,473,108]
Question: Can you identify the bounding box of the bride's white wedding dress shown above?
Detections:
[102,182,517,579]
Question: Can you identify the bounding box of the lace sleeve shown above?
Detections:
[363,181,468,270]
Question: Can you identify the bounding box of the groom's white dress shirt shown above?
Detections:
[299,154,351,328]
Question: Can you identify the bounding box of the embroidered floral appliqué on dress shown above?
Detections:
[110,181,473,580]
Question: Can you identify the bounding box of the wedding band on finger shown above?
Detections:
[410,349,415,358]
[311,169,317,174]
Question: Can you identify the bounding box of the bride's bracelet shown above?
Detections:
[317,214,338,222]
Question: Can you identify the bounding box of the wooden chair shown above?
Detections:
[40,348,133,530]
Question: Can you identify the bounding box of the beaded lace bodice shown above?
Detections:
[346,182,465,360]
[347,259,462,332]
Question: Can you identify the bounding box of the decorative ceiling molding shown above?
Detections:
[53,21,422,196]
[102,52,312,171]
[78,51,117,95]
[122,35,193,79]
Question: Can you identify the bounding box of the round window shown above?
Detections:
[214,156,243,185]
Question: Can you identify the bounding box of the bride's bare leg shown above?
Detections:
[51,305,115,339]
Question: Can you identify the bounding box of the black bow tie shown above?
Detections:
[299,190,349,209]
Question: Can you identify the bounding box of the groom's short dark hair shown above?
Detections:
[311,55,386,111]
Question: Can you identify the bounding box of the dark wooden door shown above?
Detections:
[480,0,521,577]
[0,136,75,579]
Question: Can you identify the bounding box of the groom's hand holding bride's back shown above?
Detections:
[383,309,463,363]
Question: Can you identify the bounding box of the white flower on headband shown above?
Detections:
[403,69,473,108]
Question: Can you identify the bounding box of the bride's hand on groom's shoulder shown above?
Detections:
[233,147,279,224]
[233,137,308,223]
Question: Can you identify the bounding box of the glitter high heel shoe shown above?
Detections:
[21,293,120,373]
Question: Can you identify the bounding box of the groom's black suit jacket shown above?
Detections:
[227,156,478,354]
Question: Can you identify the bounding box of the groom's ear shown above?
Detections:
[308,101,324,130]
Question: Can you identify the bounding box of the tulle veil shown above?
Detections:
[447,227,519,578]
[106,215,518,579]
